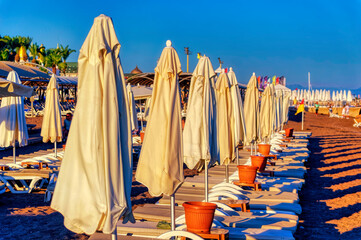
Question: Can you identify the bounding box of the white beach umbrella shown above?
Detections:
[183,56,218,168]
[336,90,339,101]
[183,56,217,201]
[297,89,300,100]
[282,91,291,126]
[244,73,260,150]
[51,15,134,236]
[40,74,62,157]
[127,83,139,131]
[332,91,336,101]
[228,67,246,155]
[0,71,29,163]
[315,89,320,101]
[311,90,315,101]
[260,85,272,140]
[215,70,234,182]
[135,40,184,231]
[347,90,353,102]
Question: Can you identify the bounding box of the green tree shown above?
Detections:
[0,36,20,61]
[0,48,9,61]
[16,36,32,61]
[29,43,39,63]
[45,48,62,74]
[59,44,76,63]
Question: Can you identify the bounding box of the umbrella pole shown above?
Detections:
[302,111,304,130]
[139,100,143,131]
[111,229,117,240]
[225,164,229,183]
[54,142,57,158]
[205,159,209,202]
[13,143,16,164]
[236,144,239,165]
[171,194,175,231]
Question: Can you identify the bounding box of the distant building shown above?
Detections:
[130,66,143,74]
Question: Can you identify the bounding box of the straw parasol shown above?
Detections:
[127,83,138,131]
[215,70,234,182]
[183,56,217,201]
[244,73,260,152]
[0,77,34,98]
[135,40,184,230]
[51,15,134,236]
[228,67,246,164]
[0,71,29,163]
[40,74,62,156]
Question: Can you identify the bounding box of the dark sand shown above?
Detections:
[1,112,361,239]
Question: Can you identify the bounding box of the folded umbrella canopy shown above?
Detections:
[0,71,29,163]
[0,77,34,98]
[127,83,138,131]
[135,40,184,230]
[51,15,134,235]
[215,70,234,182]
[228,67,246,163]
[260,85,272,141]
[244,73,260,149]
[183,56,218,170]
[41,74,62,156]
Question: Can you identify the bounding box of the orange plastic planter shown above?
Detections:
[183,201,217,234]
[258,144,271,156]
[237,165,258,184]
[251,155,267,171]
[62,144,66,151]
[285,128,294,138]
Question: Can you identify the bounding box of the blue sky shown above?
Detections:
[1,0,361,89]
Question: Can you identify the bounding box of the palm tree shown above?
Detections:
[0,49,9,61]
[16,36,32,61]
[45,48,62,74]
[29,43,39,63]
[0,36,20,61]
[59,44,76,63]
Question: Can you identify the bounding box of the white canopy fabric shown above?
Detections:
[183,56,218,170]
[127,84,138,131]
[228,68,246,147]
[51,15,134,235]
[260,85,272,140]
[0,71,28,148]
[282,91,291,126]
[244,74,260,145]
[215,72,234,165]
[135,43,184,197]
[0,77,34,98]
[347,90,353,102]
[40,74,62,143]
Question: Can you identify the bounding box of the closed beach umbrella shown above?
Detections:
[347,90,352,102]
[41,74,62,156]
[343,90,347,101]
[183,56,217,170]
[51,15,134,235]
[282,91,291,126]
[0,71,29,163]
[215,71,234,165]
[228,67,246,150]
[135,40,184,230]
[127,83,138,131]
[244,73,260,148]
[260,85,272,140]
[183,56,217,201]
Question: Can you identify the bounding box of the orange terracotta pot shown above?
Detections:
[182,119,186,130]
[62,144,66,151]
[140,131,145,143]
[258,144,271,156]
[285,128,294,138]
[183,201,217,234]
[251,155,267,171]
[237,165,258,184]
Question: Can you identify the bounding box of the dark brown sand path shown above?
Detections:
[286,109,361,239]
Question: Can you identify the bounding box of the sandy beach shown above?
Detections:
[1,111,361,239]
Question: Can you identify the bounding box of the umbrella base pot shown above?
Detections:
[251,155,267,171]
[237,165,258,184]
[257,144,271,156]
[285,128,294,138]
[183,201,217,234]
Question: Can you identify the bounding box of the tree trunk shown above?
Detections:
[52,65,57,74]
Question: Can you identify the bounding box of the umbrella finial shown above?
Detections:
[252,72,256,76]
[166,40,172,47]
[230,67,233,72]
[221,68,225,73]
